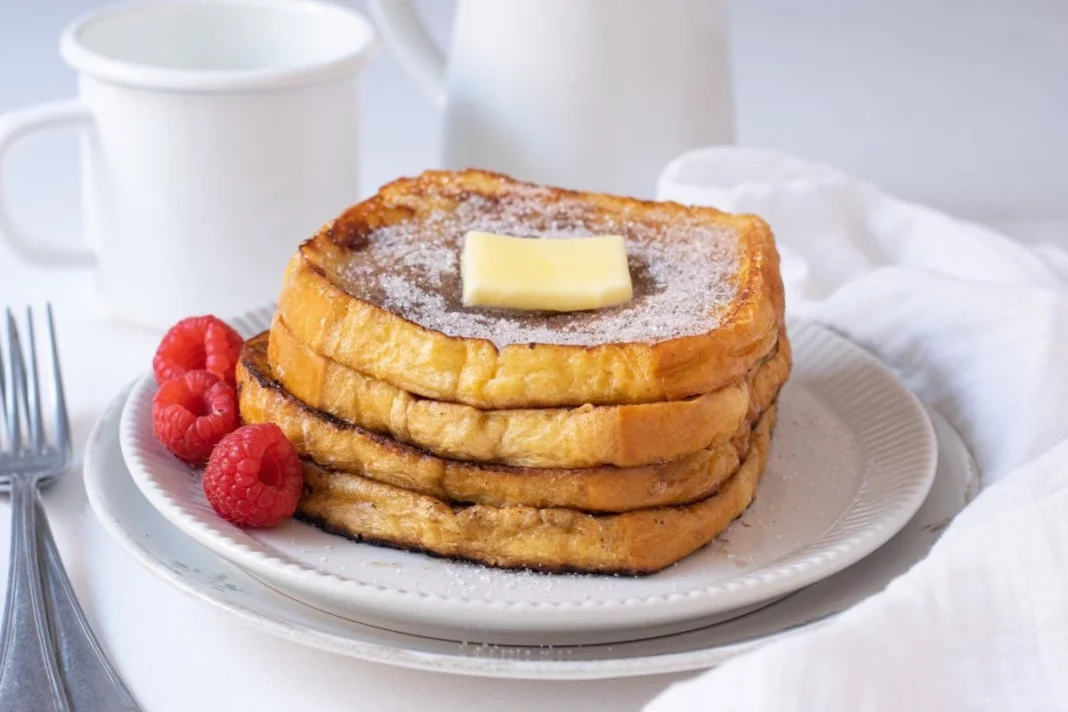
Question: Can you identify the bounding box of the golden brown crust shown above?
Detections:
[295,405,776,575]
[238,336,787,512]
[267,319,790,468]
[277,169,786,408]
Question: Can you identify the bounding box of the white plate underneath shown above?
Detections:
[119,311,938,645]
[88,386,976,679]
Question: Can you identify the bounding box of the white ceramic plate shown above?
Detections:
[119,310,938,645]
[89,385,975,679]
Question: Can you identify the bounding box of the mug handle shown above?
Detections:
[0,99,96,267]
[368,0,447,107]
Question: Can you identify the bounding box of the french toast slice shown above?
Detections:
[277,169,785,409]
[268,317,789,468]
[238,334,787,512]
[296,406,775,575]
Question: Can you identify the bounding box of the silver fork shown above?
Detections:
[0,307,140,711]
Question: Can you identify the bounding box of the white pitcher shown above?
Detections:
[370,0,733,198]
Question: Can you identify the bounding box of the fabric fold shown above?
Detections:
[648,147,1068,711]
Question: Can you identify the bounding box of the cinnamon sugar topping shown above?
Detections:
[320,193,740,348]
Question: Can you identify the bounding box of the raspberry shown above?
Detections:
[152,370,238,465]
[203,424,303,528]
[153,315,243,385]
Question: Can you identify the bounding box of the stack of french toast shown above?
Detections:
[237,170,789,574]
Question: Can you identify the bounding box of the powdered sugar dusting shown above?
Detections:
[323,193,739,347]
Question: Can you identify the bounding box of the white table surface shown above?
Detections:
[1,1,1065,710]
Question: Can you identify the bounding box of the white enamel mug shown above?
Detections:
[0,0,378,327]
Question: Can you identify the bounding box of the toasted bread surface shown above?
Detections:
[277,169,785,408]
[296,406,775,575]
[238,336,786,512]
[267,319,789,468]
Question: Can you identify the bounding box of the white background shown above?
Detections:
[3,0,1068,228]
[0,1,1065,710]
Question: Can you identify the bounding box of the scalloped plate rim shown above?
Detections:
[89,385,975,679]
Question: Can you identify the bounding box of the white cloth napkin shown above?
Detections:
[648,148,1068,711]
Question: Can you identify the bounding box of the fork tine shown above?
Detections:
[5,309,23,451]
[25,307,44,453]
[46,305,71,461]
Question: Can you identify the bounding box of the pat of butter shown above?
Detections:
[461,231,633,312]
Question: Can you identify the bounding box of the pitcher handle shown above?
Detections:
[369,0,447,107]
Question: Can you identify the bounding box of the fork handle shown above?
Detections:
[37,497,141,711]
[0,475,70,711]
